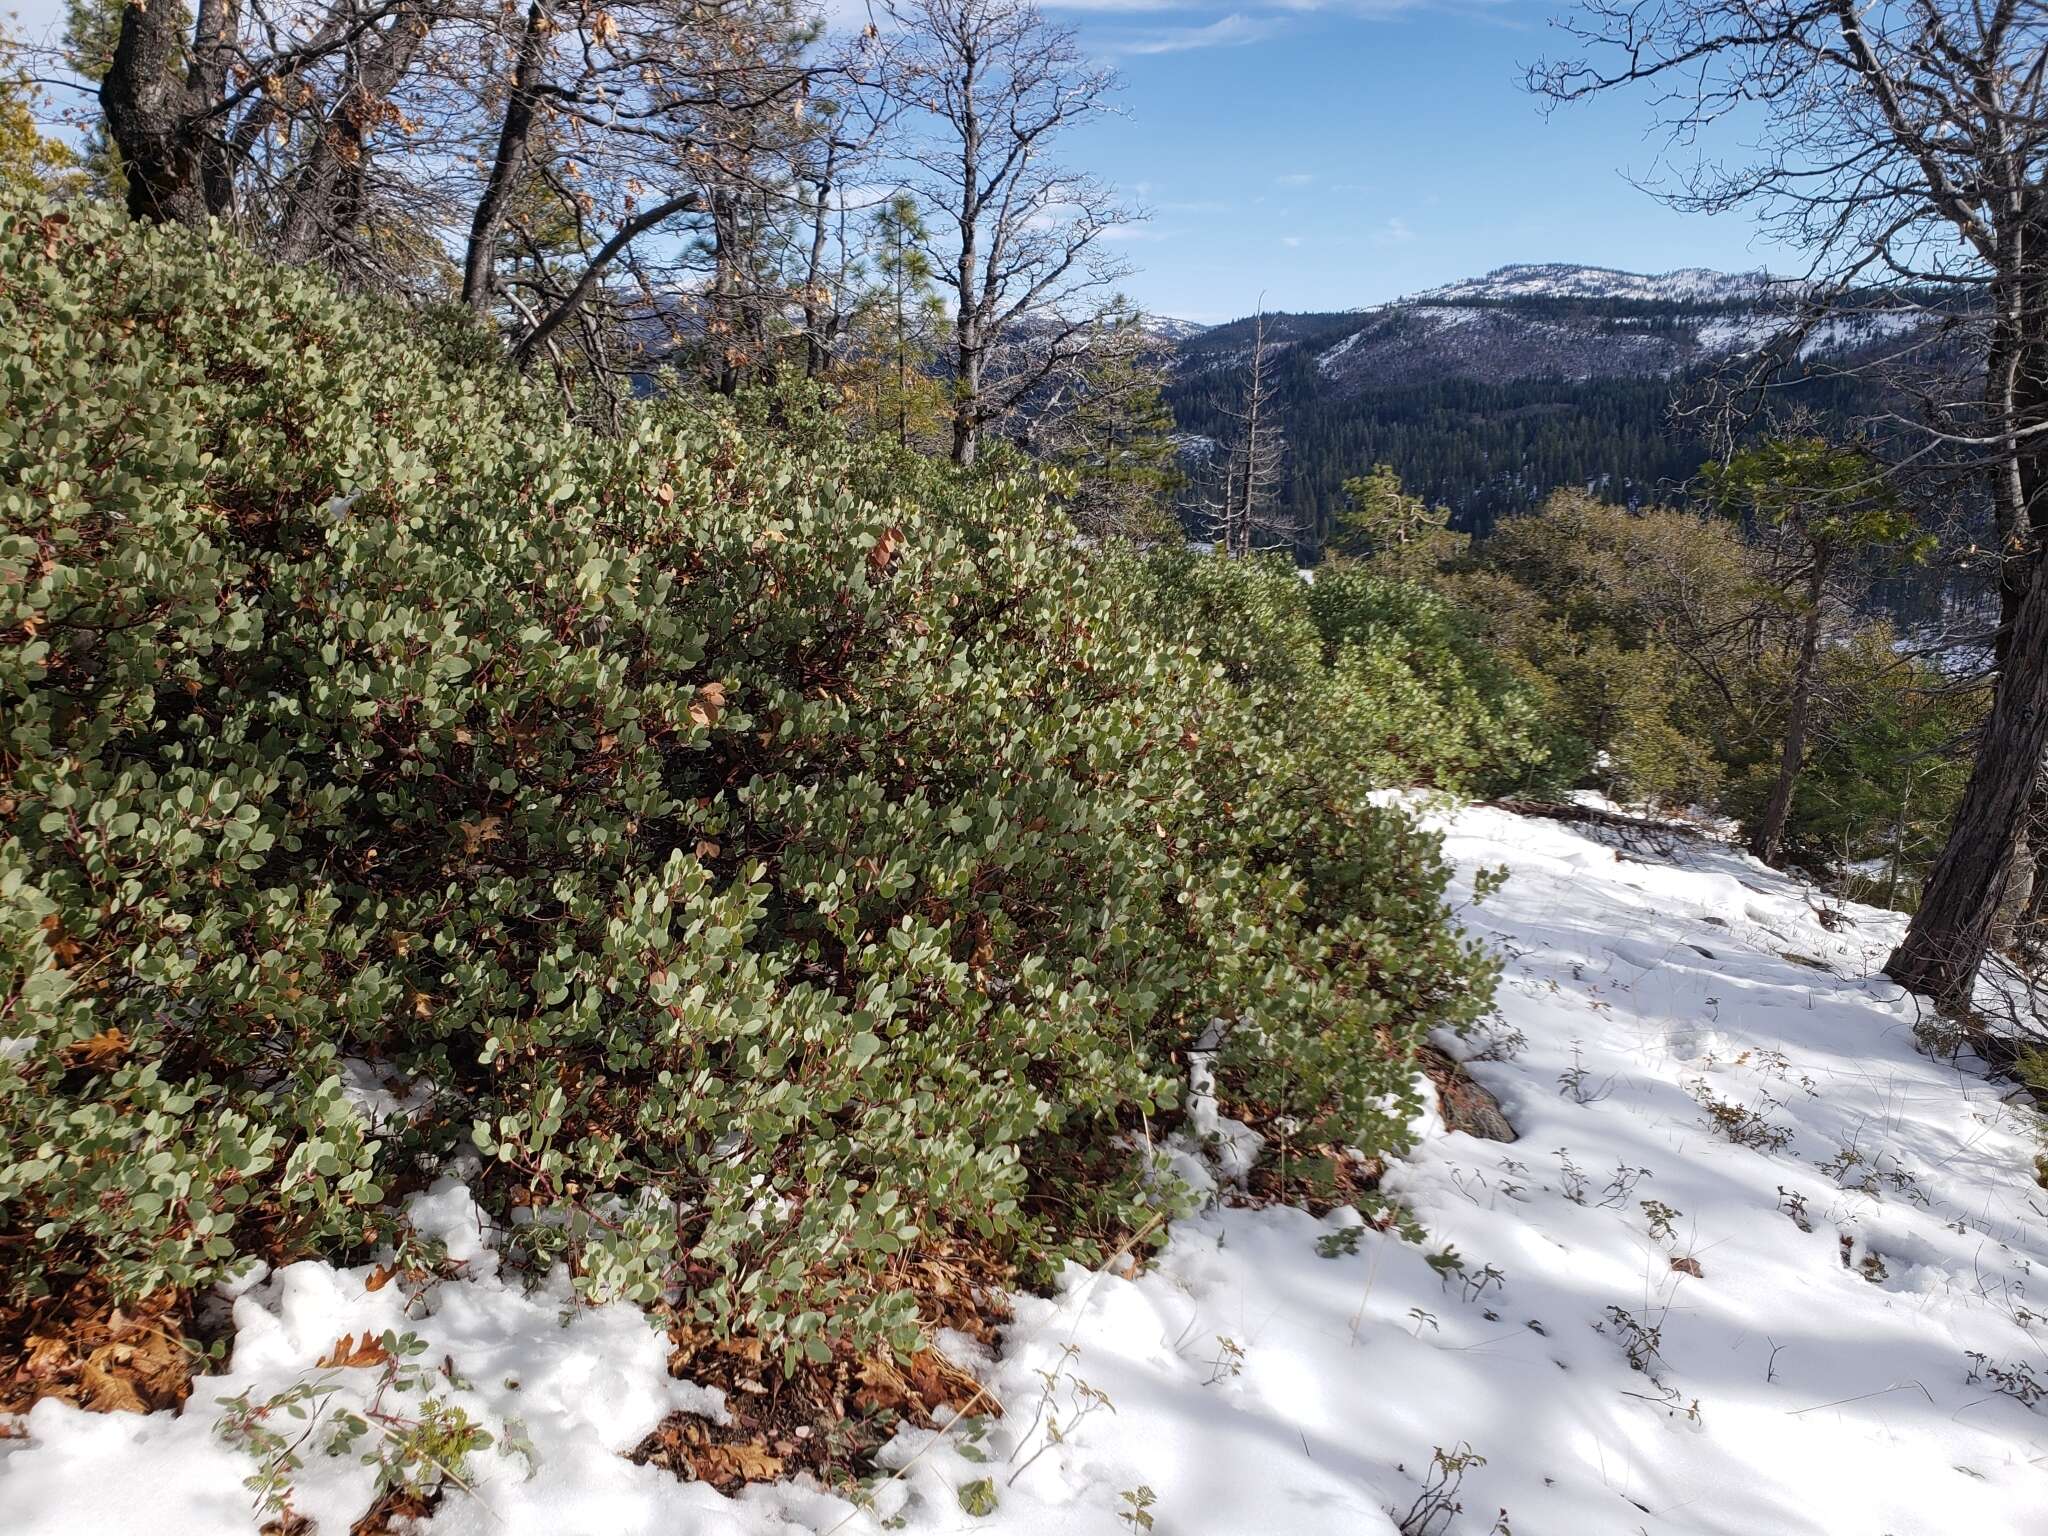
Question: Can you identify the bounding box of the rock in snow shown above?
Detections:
[2,800,2043,1535]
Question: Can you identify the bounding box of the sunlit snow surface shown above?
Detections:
[5,802,2044,1534]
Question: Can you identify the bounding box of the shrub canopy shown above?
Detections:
[1,200,1503,1364]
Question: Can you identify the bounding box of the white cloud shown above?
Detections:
[1281,235,1304,247]
[1275,172,1316,187]
[1372,216,1416,245]
[1104,12,1282,54]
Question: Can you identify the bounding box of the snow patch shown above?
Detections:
[6,804,2044,1535]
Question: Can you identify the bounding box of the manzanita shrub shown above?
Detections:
[1128,549,1557,797]
[1,198,1500,1367]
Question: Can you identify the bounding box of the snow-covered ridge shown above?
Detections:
[1403,262,1784,307]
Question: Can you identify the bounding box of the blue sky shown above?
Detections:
[3,0,1793,322]
[1052,0,1792,320]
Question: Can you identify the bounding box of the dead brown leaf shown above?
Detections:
[688,681,727,730]
[868,526,904,575]
[695,1439,783,1486]
[80,1360,147,1414]
[906,1349,983,1415]
[63,1028,128,1068]
[317,1332,394,1370]
[457,815,503,856]
[852,1355,913,1417]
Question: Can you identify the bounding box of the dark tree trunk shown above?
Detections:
[462,0,549,311]
[277,10,432,266]
[1749,557,1828,866]
[102,0,206,226]
[1887,259,2048,1001]
[800,140,838,381]
[1886,545,2048,1003]
[950,376,974,466]
[188,0,243,217]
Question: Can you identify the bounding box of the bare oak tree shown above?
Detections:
[1534,0,2048,1004]
[881,0,1134,466]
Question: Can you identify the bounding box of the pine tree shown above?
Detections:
[1041,313,1185,542]
[841,193,948,447]
[1702,437,1926,866]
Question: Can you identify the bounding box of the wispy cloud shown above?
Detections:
[1372,216,1416,246]
[1104,12,1282,54]
[1275,172,1316,186]
[1281,235,1305,248]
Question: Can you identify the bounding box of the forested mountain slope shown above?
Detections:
[1165,265,1939,543]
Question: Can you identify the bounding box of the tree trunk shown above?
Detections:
[188,0,243,218]
[801,140,838,381]
[1748,556,1828,866]
[462,0,549,311]
[276,10,432,266]
[1886,256,2048,1002]
[949,48,980,466]
[1885,552,2048,1003]
[951,418,978,465]
[102,0,206,226]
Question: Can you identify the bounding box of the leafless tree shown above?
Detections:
[98,0,436,234]
[880,0,1135,466]
[449,0,835,378]
[1533,0,2048,1005]
[86,0,863,390]
[1205,306,1292,558]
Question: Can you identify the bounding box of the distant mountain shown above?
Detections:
[1406,262,1780,306]
[1163,264,1942,549]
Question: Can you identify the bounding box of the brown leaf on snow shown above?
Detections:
[364,1265,397,1293]
[1669,1255,1705,1278]
[87,1330,190,1404]
[318,1332,394,1370]
[907,1349,984,1415]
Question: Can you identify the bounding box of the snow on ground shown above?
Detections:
[4,803,2045,1535]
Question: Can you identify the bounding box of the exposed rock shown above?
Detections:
[1419,1045,1516,1142]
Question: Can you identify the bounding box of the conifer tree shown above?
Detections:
[1702,437,1926,866]
[1040,313,1184,542]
